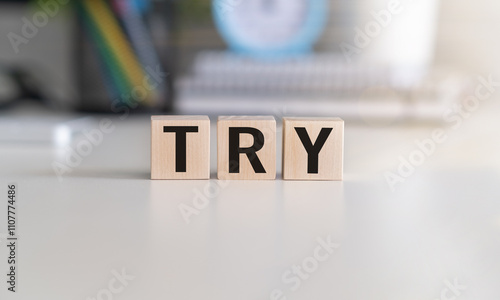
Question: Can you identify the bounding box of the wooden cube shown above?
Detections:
[282,117,344,181]
[151,116,210,180]
[218,116,276,180]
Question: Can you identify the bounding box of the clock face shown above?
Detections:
[225,0,308,48]
[213,0,327,57]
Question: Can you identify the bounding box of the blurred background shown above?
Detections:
[1,0,500,148]
[0,0,495,121]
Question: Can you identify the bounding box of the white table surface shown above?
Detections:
[1,101,500,300]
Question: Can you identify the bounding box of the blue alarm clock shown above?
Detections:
[212,0,328,58]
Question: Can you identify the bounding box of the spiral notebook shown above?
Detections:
[177,51,467,121]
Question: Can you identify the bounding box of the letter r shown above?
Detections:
[228,127,266,174]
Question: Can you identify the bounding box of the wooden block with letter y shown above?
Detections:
[151,115,210,180]
[218,116,276,180]
[282,117,344,181]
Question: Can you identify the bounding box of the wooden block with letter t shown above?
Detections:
[218,116,276,180]
[282,117,344,181]
[151,116,210,180]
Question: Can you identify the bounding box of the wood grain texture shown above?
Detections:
[151,115,210,180]
[282,117,344,181]
[218,116,276,180]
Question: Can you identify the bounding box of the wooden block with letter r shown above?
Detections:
[151,115,210,180]
[217,116,276,180]
[282,117,344,181]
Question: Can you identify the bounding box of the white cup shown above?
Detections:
[355,0,440,84]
